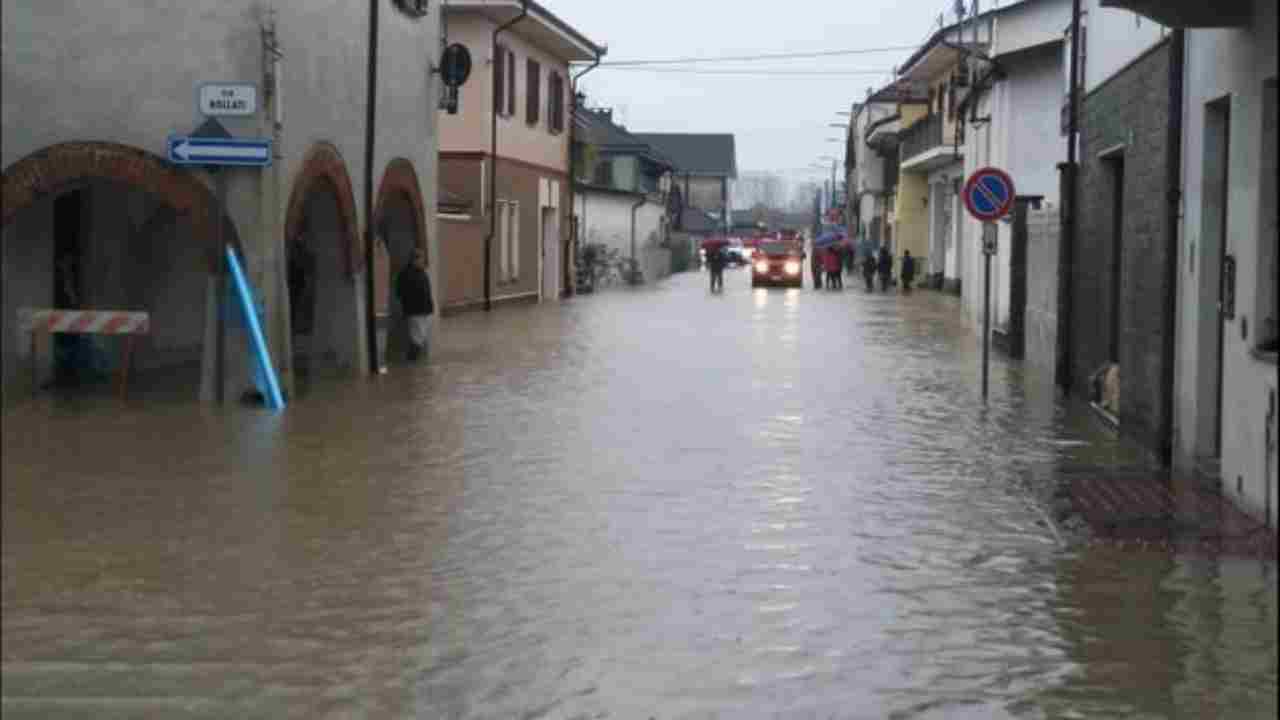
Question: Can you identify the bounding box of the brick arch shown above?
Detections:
[1,141,238,271]
[374,157,428,261]
[284,142,361,275]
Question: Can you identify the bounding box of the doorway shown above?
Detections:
[1203,97,1232,459]
[540,207,559,301]
[1106,155,1125,364]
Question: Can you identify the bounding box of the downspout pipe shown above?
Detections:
[363,0,380,374]
[1055,0,1082,392]
[485,0,529,312]
[1160,27,1185,465]
[568,49,604,296]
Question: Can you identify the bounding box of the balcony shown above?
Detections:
[865,116,901,151]
[899,113,960,174]
[1099,0,1249,27]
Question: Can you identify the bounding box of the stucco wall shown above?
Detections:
[437,155,566,309]
[960,43,1063,333]
[438,13,571,174]
[2,2,441,396]
[1175,8,1278,527]
[894,172,929,265]
[574,191,665,261]
[991,0,1071,58]
[3,2,441,396]
[1025,206,1061,375]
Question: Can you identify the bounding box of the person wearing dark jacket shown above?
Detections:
[862,252,877,291]
[877,246,894,292]
[900,250,916,292]
[707,246,727,292]
[396,248,435,362]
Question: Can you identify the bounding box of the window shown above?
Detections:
[493,44,507,116]
[548,71,565,133]
[507,50,516,119]
[493,45,516,116]
[526,58,541,126]
[498,200,520,282]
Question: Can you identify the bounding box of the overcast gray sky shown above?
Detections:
[547,0,962,184]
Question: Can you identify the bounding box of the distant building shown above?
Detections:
[631,133,738,236]
[570,105,674,284]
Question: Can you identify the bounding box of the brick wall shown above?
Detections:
[1070,39,1174,455]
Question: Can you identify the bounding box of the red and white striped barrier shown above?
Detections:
[19,308,150,401]
[19,309,150,335]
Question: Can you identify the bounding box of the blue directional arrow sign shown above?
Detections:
[168,135,272,167]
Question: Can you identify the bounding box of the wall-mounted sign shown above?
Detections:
[168,135,272,167]
[440,44,472,88]
[198,83,257,117]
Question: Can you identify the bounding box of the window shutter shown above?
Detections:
[507,50,516,118]
[527,59,541,125]
[493,44,506,115]
[549,72,564,133]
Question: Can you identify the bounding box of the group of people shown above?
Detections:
[810,245,848,289]
[859,247,916,292]
[812,244,917,293]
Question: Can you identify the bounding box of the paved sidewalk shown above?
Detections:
[1051,464,1276,558]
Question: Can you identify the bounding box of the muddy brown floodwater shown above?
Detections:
[4,270,1277,718]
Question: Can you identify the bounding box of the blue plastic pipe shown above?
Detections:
[224,245,286,410]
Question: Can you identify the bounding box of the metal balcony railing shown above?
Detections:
[899,113,944,163]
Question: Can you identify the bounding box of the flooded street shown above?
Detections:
[3,270,1276,719]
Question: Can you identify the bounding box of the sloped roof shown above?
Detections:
[572,108,674,167]
[631,133,737,178]
[896,0,1029,79]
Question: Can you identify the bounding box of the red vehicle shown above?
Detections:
[750,238,805,288]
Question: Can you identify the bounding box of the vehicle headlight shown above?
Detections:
[754,261,769,273]
[784,261,801,275]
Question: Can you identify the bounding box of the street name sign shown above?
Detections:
[168,136,272,167]
[199,83,257,116]
[962,166,1015,223]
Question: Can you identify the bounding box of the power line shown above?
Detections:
[599,67,894,77]
[585,44,920,67]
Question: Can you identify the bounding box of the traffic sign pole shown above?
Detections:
[982,221,994,403]
[963,167,1015,405]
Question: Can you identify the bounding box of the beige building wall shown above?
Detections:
[439,13,571,174]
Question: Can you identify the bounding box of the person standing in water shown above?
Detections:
[900,250,916,292]
[877,246,894,292]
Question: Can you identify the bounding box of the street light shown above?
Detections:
[828,123,846,129]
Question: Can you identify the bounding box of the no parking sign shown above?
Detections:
[962,167,1015,223]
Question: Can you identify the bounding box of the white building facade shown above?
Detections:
[1167,1,1278,527]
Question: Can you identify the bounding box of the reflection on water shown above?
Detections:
[3,271,1276,718]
